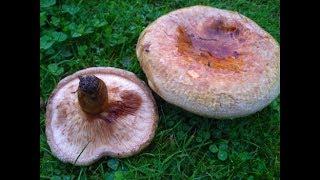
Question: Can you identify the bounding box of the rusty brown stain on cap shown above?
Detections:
[136,5,280,119]
[176,18,244,72]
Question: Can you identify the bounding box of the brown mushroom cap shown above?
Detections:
[136,6,280,119]
[46,67,158,165]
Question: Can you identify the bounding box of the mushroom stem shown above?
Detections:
[77,75,109,114]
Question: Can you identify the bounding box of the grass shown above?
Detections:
[40,0,280,179]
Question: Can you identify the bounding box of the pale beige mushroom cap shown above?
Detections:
[46,67,158,165]
[136,5,280,119]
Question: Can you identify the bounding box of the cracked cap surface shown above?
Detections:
[136,5,280,119]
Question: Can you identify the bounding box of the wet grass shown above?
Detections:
[40,0,280,179]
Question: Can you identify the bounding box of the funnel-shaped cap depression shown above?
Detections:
[136,5,280,119]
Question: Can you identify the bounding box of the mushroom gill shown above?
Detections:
[46,67,158,165]
[77,75,142,123]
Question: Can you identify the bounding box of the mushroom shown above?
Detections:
[136,6,280,119]
[45,67,158,165]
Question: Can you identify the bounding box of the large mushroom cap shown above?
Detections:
[136,5,280,119]
[46,67,158,165]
